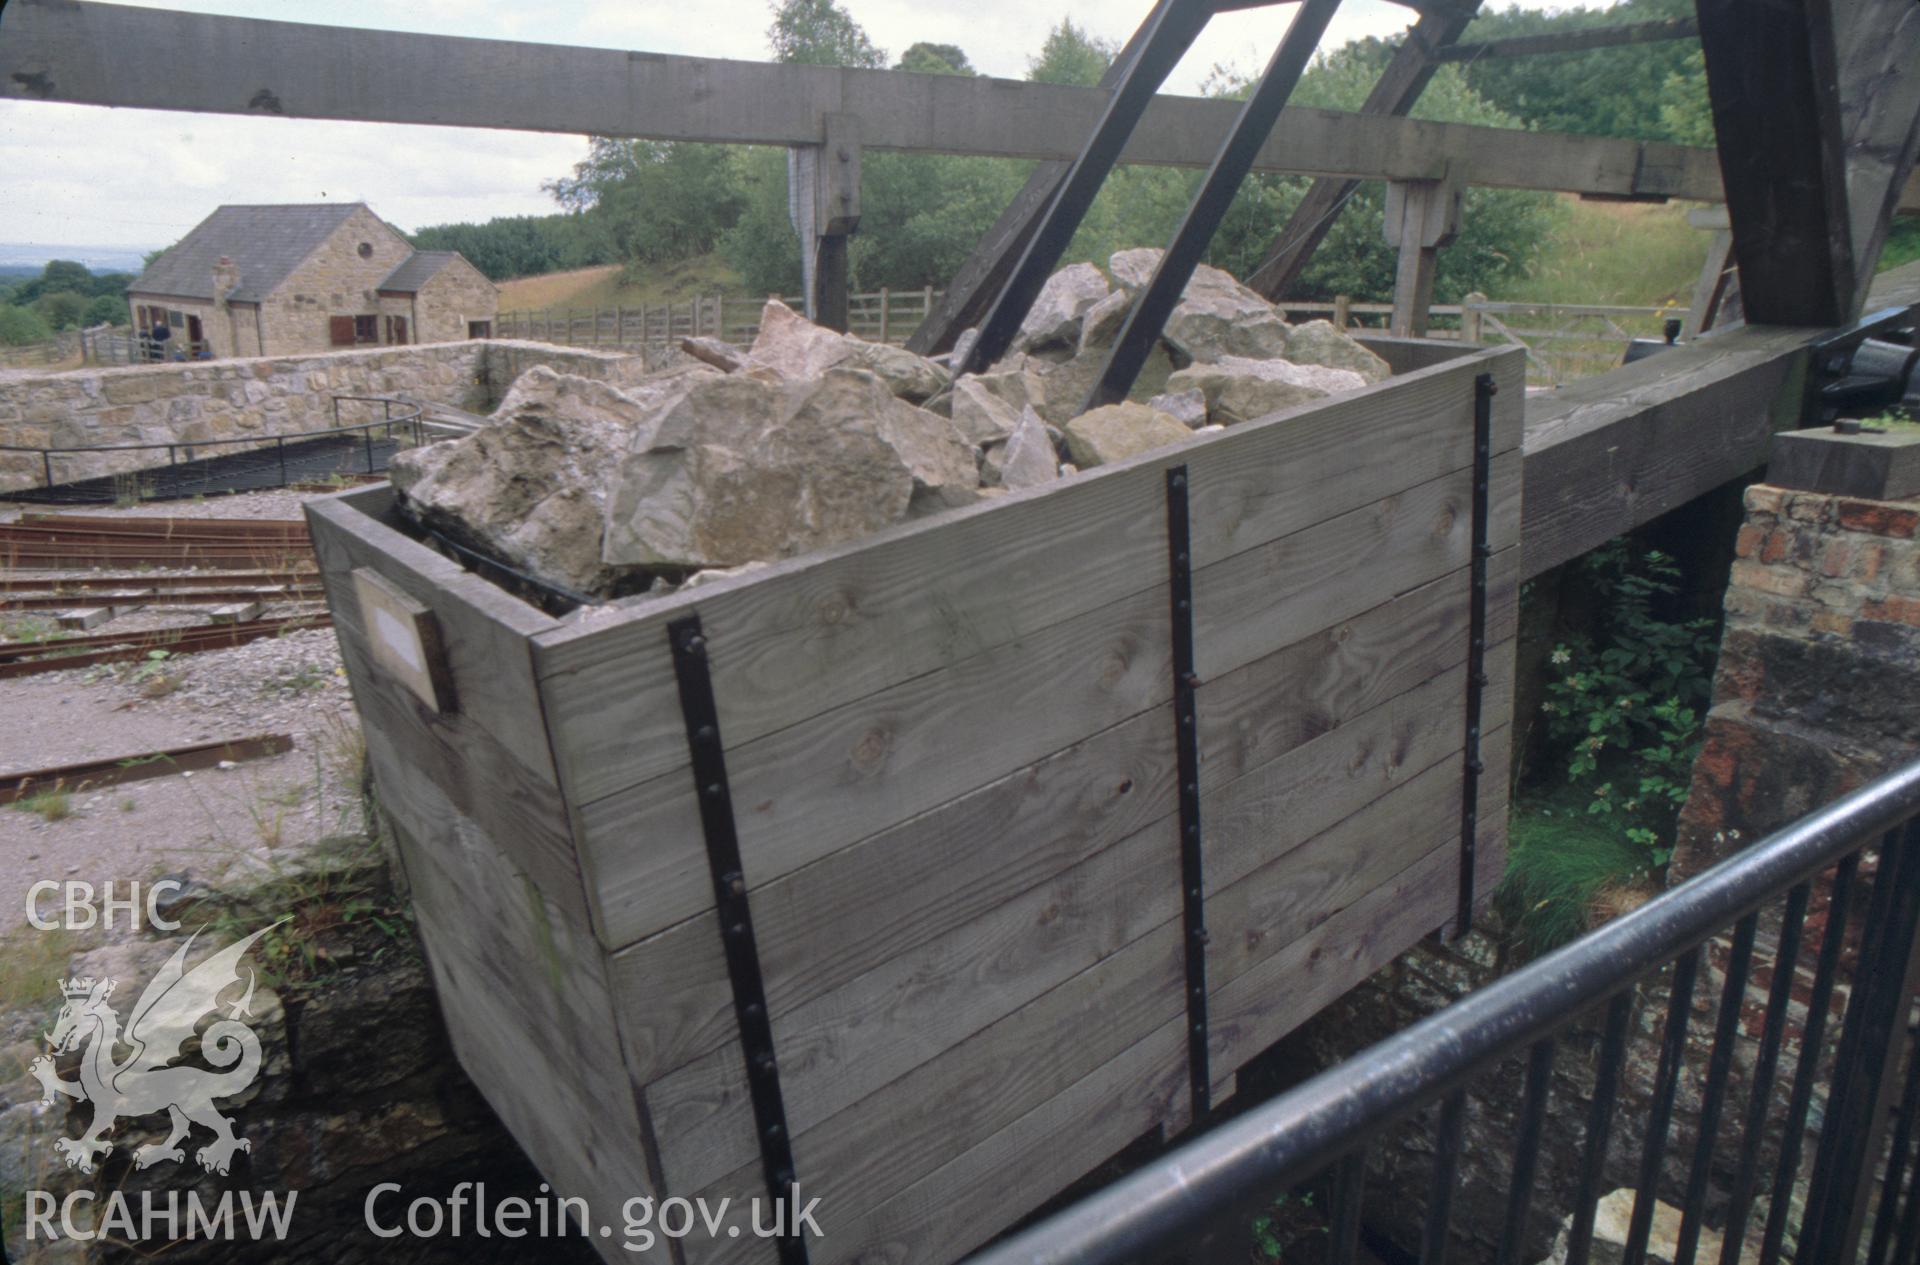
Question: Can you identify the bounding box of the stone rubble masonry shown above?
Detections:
[1671,483,1920,883]
[0,339,666,494]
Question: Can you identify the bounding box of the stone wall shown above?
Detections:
[0,339,651,494]
[411,259,498,346]
[257,206,415,357]
[1672,483,1920,880]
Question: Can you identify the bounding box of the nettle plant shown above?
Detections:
[1539,542,1718,870]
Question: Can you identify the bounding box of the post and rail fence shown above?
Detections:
[495,291,1688,387]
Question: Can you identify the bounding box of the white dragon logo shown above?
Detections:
[30,921,286,1175]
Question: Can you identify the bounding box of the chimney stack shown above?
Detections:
[212,255,238,308]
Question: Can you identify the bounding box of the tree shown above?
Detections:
[896,42,974,76]
[83,294,126,327]
[768,0,885,68]
[545,140,746,266]
[34,290,89,331]
[1027,19,1115,86]
[1452,0,1707,143]
[0,305,53,346]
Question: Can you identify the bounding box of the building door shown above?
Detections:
[186,314,205,358]
[385,315,408,345]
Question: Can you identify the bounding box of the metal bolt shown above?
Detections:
[1170,472,1186,489]
[754,1051,775,1072]
[696,724,717,742]
[765,1123,785,1140]
[728,920,747,939]
[705,782,724,799]
[1184,673,1202,689]
[743,1002,763,1019]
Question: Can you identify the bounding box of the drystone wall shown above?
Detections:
[0,341,655,494]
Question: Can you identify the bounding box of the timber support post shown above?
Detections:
[1384,172,1462,338]
[789,112,861,332]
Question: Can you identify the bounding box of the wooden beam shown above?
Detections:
[1435,17,1698,62]
[1248,4,1481,300]
[1833,0,1920,298]
[1383,175,1462,337]
[0,0,1723,199]
[1697,0,1855,326]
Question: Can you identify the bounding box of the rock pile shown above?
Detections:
[392,255,1389,601]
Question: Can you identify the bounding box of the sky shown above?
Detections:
[1,0,1468,254]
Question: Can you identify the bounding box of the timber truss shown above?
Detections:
[3,0,1918,574]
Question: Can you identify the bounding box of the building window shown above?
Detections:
[329,315,382,347]
[357,242,373,259]
[467,320,492,339]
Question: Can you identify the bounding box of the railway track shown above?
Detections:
[0,514,316,570]
[0,613,332,678]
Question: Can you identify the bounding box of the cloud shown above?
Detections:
[0,0,1421,251]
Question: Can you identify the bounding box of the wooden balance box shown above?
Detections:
[306,342,1524,1264]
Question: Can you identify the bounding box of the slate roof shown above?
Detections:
[377,251,459,293]
[129,203,370,303]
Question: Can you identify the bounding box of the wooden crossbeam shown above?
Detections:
[1697,0,1856,327]
[0,0,1726,197]
[1834,0,1920,300]
[1435,17,1698,62]
[1248,3,1481,300]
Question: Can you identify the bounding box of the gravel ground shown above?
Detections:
[0,489,365,934]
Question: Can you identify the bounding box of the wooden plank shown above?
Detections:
[305,487,589,923]
[1697,0,1855,325]
[687,922,1191,1257]
[685,1016,1191,1265]
[646,640,1515,1206]
[607,703,1177,1083]
[1520,323,1816,580]
[1207,757,1509,1087]
[1434,17,1699,61]
[645,809,1184,1195]
[1195,449,1519,680]
[0,1,1727,200]
[605,549,1514,1087]
[369,738,669,1264]
[1834,0,1920,297]
[574,449,1516,952]
[538,352,1520,942]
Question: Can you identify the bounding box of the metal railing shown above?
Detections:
[0,396,424,496]
[972,757,1920,1265]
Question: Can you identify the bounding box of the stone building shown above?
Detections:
[125,202,496,359]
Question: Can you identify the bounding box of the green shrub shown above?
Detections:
[0,304,53,346]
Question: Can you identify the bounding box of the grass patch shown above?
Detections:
[497,251,755,315]
[1880,217,1920,274]
[1497,798,1659,957]
[0,926,77,1017]
[202,835,414,994]
[1499,195,1707,309]
[12,786,71,823]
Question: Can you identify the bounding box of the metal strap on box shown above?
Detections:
[1165,465,1211,1118]
[1455,373,1496,937]
[668,614,810,1265]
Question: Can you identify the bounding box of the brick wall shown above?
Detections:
[1672,483,1920,880]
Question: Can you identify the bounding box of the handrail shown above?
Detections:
[0,396,423,455]
[969,756,1920,1265]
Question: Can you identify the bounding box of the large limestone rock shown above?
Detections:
[1538,1189,1744,1265]
[1149,387,1209,429]
[983,405,1062,491]
[1018,345,1177,427]
[745,299,950,402]
[1108,248,1291,363]
[1284,319,1391,384]
[1077,289,1133,356]
[1017,263,1111,354]
[1166,356,1366,427]
[949,375,1023,446]
[1063,402,1191,468]
[601,367,968,570]
[390,365,709,596]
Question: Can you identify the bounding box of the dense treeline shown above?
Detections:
[0,260,132,345]
[396,0,1779,308]
[407,213,614,282]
